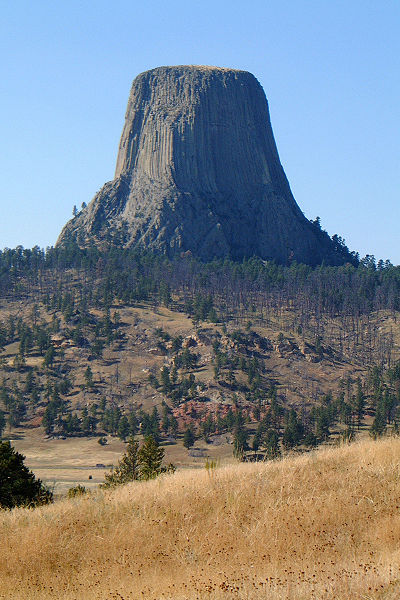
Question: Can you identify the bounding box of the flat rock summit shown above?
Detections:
[57,65,348,264]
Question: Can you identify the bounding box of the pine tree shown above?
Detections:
[224,408,235,432]
[233,427,249,459]
[353,378,365,429]
[161,412,170,435]
[233,412,249,459]
[170,415,179,438]
[138,435,165,480]
[24,370,34,394]
[118,415,130,441]
[252,423,263,452]
[171,336,183,353]
[43,345,55,369]
[263,428,280,459]
[101,436,173,488]
[201,414,215,442]
[81,407,91,434]
[183,426,195,449]
[42,404,56,435]
[150,406,161,441]
[0,441,53,508]
[370,407,386,439]
[128,411,139,436]
[84,366,94,389]
[160,367,171,393]
[101,438,140,488]
[282,409,304,449]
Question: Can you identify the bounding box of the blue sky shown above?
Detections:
[0,0,399,262]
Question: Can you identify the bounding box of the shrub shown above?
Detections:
[67,484,87,498]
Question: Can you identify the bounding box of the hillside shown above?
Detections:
[1,248,400,492]
[0,294,371,493]
[1,437,399,599]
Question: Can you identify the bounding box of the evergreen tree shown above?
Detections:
[24,370,35,394]
[303,430,318,447]
[224,407,235,432]
[118,415,130,441]
[128,411,139,437]
[99,396,107,413]
[269,395,283,429]
[382,389,396,424]
[353,378,365,429]
[282,409,304,449]
[171,335,183,353]
[43,345,55,369]
[263,428,280,459]
[138,435,165,480]
[183,426,195,449]
[0,441,53,508]
[101,436,173,488]
[161,412,170,435]
[314,406,331,441]
[370,407,387,439]
[150,406,161,441]
[170,415,179,438]
[42,404,56,435]
[201,414,214,442]
[101,437,141,488]
[160,366,171,393]
[252,425,263,452]
[89,404,98,431]
[84,366,94,389]
[81,407,91,434]
[233,412,249,459]
[170,366,178,384]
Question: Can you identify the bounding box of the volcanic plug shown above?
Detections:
[57,65,344,264]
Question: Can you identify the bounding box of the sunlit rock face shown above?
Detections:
[57,65,341,265]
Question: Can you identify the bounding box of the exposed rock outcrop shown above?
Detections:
[57,65,348,265]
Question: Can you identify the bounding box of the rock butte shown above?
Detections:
[57,65,347,265]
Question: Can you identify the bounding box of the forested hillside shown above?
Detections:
[0,244,400,488]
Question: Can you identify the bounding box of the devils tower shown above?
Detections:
[57,65,348,265]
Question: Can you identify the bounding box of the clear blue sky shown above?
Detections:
[1,0,399,262]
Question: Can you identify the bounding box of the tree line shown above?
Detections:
[0,244,398,318]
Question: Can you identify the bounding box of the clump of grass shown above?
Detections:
[67,484,87,498]
[1,437,400,599]
[205,457,219,473]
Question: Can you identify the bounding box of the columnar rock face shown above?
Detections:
[57,65,344,264]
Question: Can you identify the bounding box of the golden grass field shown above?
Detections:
[1,437,400,599]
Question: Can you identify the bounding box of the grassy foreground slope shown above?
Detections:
[1,438,400,600]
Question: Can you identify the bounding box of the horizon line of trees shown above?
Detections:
[0,243,398,318]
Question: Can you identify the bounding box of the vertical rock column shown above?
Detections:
[57,65,341,265]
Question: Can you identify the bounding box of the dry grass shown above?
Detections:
[1,438,400,599]
[10,427,234,497]
[10,428,127,495]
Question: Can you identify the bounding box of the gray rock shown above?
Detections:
[57,65,346,264]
